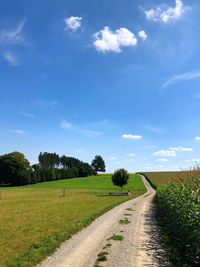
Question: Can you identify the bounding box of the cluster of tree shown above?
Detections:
[0,151,106,186]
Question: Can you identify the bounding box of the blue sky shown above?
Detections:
[1,0,200,172]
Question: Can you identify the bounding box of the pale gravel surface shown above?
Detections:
[38,176,170,267]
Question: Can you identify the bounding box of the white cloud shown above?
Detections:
[64,16,82,31]
[138,30,147,41]
[93,26,137,53]
[153,150,176,157]
[145,0,184,23]
[169,146,193,152]
[195,137,200,140]
[156,158,169,162]
[13,129,25,135]
[109,157,117,160]
[127,153,136,157]
[163,71,200,88]
[0,19,26,45]
[61,120,72,129]
[122,134,143,140]
[3,51,18,66]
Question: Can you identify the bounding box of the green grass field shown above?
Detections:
[24,174,145,190]
[0,174,146,267]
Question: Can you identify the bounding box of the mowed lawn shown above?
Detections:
[0,174,146,266]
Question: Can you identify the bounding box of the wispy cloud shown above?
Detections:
[195,137,200,141]
[144,0,184,23]
[157,158,169,162]
[127,153,136,157]
[163,71,200,88]
[145,125,163,134]
[19,111,34,118]
[109,157,117,160]
[93,27,138,53]
[13,129,25,135]
[0,19,26,45]
[169,146,193,152]
[64,17,82,31]
[61,120,102,137]
[153,150,176,157]
[61,120,72,129]
[3,51,18,66]
[194,94,200,99]
[77,149,84,153]
[184,159,200,163]
[122,134,143,140]
[36,100,58,107]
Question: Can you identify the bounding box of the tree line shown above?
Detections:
[0,152,105,186]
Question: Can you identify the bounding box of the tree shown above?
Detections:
[0,151,32,186]
[112,168,129,192]
[91,155,106,175]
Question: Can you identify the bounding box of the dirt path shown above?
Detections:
[38,176,170,267]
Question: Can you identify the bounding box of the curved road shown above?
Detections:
[38,176,170,267]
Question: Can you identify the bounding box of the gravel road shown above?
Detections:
[38,176,170,267]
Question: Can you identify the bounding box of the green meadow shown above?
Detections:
[0,174,146,267]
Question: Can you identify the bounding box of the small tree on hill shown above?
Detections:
[91,155,105,175]
[112,168,129,192]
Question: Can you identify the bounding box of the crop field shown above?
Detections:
[139,171,184,187]
[0,174,146,267]
[141,170,200,265]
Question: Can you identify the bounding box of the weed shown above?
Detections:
[124,213,131,216]
[94,263,103,267]
[107,234,123,241]
[119,218,131,225]
[126,208,134,211]
[103,243,112,249]
[96,252,109,262]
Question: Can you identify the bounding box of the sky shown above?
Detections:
[1,0,200,172]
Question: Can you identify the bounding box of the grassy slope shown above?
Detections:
[0,174,146,267]
[23,174,143,190]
